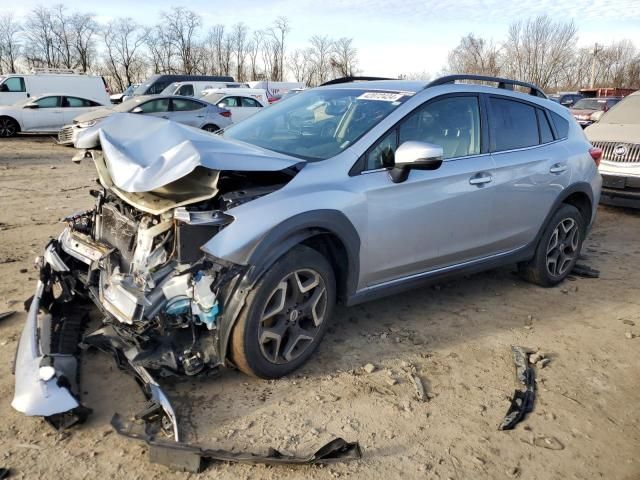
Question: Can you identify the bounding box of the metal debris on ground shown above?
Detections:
[111,414,362,473]
[498,346,535,431]
[533,435,564,450]
[571,264,600,278]
[409,372,427,402]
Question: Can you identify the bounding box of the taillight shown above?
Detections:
[589,147,602,167]
[219,111,231,118]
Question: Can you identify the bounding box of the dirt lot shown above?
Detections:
[0,136,638,480]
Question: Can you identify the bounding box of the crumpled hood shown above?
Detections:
[585,122,640,143]
[76,113,303,193]
[73,107,115,124]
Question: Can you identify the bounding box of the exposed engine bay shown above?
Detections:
[12,115,361,470]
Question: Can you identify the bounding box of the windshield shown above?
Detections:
[573,98,607,111]
[600,96,640,124]
[123,85,137,95]
[223,88,413,161]
[161,82,180,95]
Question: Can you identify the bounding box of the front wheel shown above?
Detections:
[230,245,335,378]
[519,204,585,287]
[0,117,19,137]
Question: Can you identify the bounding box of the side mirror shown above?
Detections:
[560,99,572,106]
[131,106,143,114]
[390,141,443,183]
[217,103,226,109]
[0,84,8,92]
[23,103,39,109]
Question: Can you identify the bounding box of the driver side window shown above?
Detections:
[363,95,481,171]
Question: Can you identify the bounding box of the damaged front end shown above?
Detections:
[12,114,305,443]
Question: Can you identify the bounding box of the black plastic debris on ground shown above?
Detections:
[571,264,600,278]
[499,346,535,431]
[111,414,362,473]
[0,311,16,321]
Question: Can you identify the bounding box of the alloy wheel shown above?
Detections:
[546,217,580,277]
[0,118,16,137]
[258,269,328,364]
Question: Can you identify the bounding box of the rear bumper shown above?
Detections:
[599,174,640,208]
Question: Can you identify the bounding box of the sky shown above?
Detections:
[3,0,640,78]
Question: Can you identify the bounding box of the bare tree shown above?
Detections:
[266,16,290,81]
[288,48,315,85]
[309,35,333,85]
[160,7,202,74]
[146,25,177,74]
[231,23,248,81]
[246,30,264,80]
[447,34,500,76]
[103,18,147,91]
[24,6,58,68]
[331,37,358,77]
[51,5,75,69]
[70,13,97,72]
[0,13,22,73]
[501,15,578,90]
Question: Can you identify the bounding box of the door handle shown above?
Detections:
[161,115,169,119]
[196,115,205,118]
[550,164,567,174]
[469,173,493,185]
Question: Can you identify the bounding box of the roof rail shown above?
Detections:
[426,74,547,98]
[30,67,79,75]
[320,76,394,86]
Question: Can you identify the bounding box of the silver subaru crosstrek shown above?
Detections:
[13,75,602,437]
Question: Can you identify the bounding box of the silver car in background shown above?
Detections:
[13,75,601,438]
[58,94,232,146]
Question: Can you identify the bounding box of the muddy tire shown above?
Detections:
[519,204,585,287]
[0,116,19,137]
[230,245,335,378]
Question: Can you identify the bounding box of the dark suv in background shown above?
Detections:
[548,92,584,108]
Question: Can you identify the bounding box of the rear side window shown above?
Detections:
[241,97,261,108]
[138,98,170,113]
[537,109,554,144]
[64,96,100,107]
[1,77,25,92]
[219,96,239,107]
[171,98,204,112]
[550,111,569,139]
[489,97,538,151]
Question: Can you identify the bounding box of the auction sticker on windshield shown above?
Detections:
[357,92,406,102]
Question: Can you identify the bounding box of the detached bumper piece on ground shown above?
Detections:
[112,414,361,473]
[498,346,536,431]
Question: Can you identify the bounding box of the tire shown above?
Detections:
[230,245,336,378]
[519,204,585,287]
[0,116,19,137]
[202,124,220,133]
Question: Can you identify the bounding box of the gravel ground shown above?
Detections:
[0,136,639,480]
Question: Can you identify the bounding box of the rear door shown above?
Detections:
[21,95,64,131]
[62,96,102,124]
[167,98,207,127]
[237,96,264,121]
[356,94,497,286]
[485,95,570,253]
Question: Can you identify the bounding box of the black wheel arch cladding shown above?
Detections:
[216,209,360,363]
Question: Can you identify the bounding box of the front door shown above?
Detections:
[355,95,497,287]
[22,96,64,131]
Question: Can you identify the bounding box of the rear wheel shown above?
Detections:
[202,124,220,133]
[230,245,335,378]
[519,204,585,286]
[0,116,19,137]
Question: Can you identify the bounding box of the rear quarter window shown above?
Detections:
[550,111,569,139]
[489,97,539,151]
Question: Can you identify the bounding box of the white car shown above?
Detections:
[58,95,233,146]
[201,89,268,123]
[0,94,105,137]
